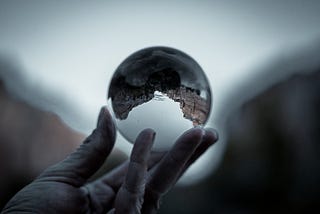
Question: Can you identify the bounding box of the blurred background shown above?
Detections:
[0,0,319,213]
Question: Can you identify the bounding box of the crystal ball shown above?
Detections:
[107,46,211,151]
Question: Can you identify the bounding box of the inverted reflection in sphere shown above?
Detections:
[108,47,211,151]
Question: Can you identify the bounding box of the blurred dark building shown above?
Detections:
[0,57,126,210]
[160,70,320,213]
[0,77,85,209]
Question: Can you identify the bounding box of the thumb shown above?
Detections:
[38,106,116,186]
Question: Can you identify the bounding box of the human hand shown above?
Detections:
[1,106,218,214]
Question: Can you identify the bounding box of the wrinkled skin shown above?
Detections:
[1,107,218,214]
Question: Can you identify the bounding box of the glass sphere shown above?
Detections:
[107,46,211,151]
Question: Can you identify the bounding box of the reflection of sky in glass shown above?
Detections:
[114,91,192,151]
[1,0,320,184]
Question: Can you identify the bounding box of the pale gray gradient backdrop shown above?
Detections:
[1,0,320,184]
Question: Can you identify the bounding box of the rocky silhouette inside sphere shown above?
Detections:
[108,47,212,150]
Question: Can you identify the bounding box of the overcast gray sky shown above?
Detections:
[1,0,320,184]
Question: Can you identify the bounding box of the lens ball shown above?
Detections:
[108,46,211,151]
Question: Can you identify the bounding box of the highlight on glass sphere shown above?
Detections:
[107,46,212,151]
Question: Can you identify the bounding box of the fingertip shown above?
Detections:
[131,129,156,163]
[137,128,156,146]
[182,126,205,143]
[193,126,206,136]
[170,127,205,156]
[97,106,110,127]
[98,106,106,121]
[142,128,156,142]
[204,128,219,143]
[96,106,116,138]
